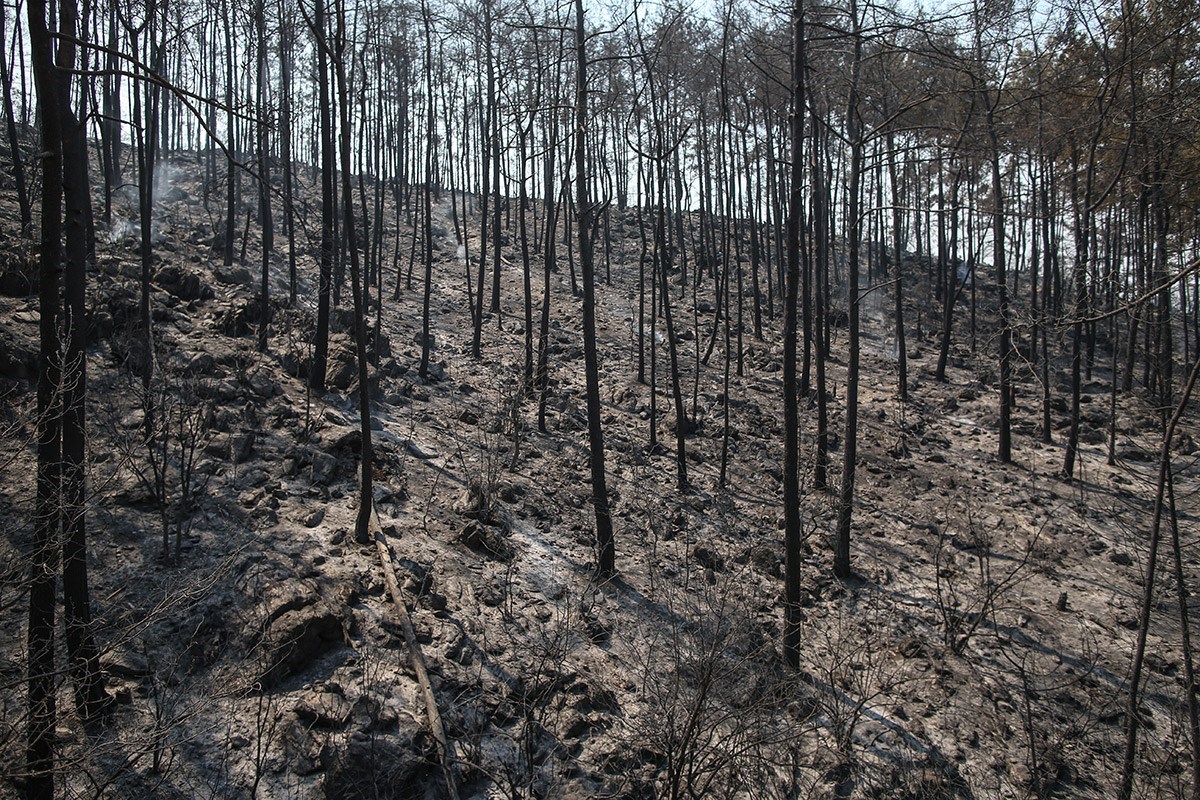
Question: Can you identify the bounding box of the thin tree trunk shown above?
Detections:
[256,0,272,352]
[575,0,615,579]
[279,10,297,305]
[834,0,863,581]
[418,0,435,380]
[0,0,30,235]
[223,4,236,267]
[812,105,829,491]
[1118,354,1200,800]
[536,102,558,434]
[309,0,333,391]
[60,0,107,719]
[1166,463,1200,800]
[26,0,62,789]
[887,132,907,401]
[782,0,806,668]
[330,0,374,542]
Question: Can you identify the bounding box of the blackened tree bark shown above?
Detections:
[536,32,563,433]
[986,104,1011,462]
[118,1,162,423]
[1060,45,1123,474]
[518,121,534,387]
[472,0,495,359]
[26,0,62,789]
[418,0,435,379]
[0,0,31,235]
[489,30,502,318]
[101,5,122,224]
[886,131,908,401]
[782,0,806,668]
[973,12,1013,463]
[1165,455,1200,799]
[575,0,615,578]
[256,0,273,352]
[934,151,952,382]
[1063,129,1106,478]
[1119,353,1200,800]
[308,0,334,392]
[834,0,864,581]
[59,0,107,721]
[811,109,829,491]
[222,0,236,267]
[631,8,688,491]
[331,0,374,542]
[279,4,297,305]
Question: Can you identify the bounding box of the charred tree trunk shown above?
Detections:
[1119,355,1200,800]
[887,132,907,401]
[222,2,237,267]
[834,0,864,581]
[309,0,334,392]
[575,0,615,579]
[782,0,806,668]
[26,0,63,790]
[419,0,435,381]
[256,0,273,352]
[0,0,31,235]
[811,106,829,491]
[332,0,374,544]
[60,0,108,720]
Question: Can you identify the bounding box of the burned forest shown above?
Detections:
[2,0,1200,797]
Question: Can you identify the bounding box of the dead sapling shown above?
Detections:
[118,362,216,565]
[621,578,808,799]
[497,591,588,798]
[934,509,1040,656]
[497,368,529,469]
[802,602,914,798]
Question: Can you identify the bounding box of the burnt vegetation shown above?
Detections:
[1,0,1200,797]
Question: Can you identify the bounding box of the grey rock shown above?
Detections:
[247,368,278,398]
[294,690,353,729]
[0,328,36,379]
[459,520,512,561]
[258,593,345,688]
[215,265,253,286]
[693,545,724,572]
[233,432,255,464]
[154,264,213,301]
[312,452,339,484]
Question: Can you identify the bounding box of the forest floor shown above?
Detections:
[1,155,1198,800]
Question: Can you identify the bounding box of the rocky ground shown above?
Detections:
[1,156,1198,799]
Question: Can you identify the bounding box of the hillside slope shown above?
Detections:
[1,159,1197,799]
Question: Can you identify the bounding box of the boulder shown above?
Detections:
[246,367,279,398]
[0,249,36,296]
[0,328,36,380]
[215,265,253,286]
[312,452,340,484]
[256,585,346,689]
[283,720,334,776]
[294,688,353,729]
[183,351,217,377]
[216,298,263,337]
[323,731,434,799]
[232,432,255,464]
[460,520,512,561]
[154,264,213,301]
[327,350,357,391]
